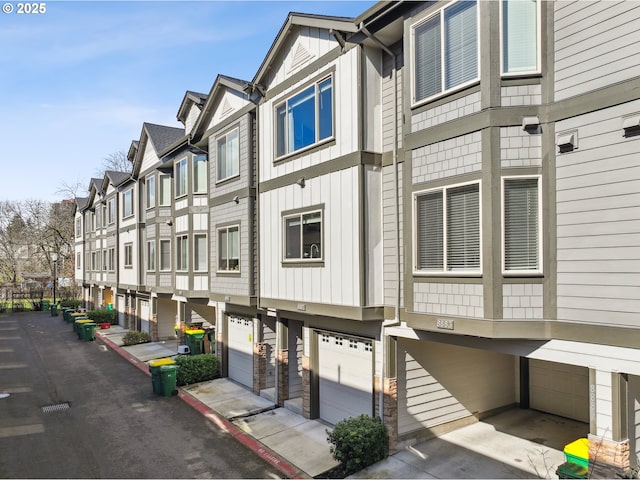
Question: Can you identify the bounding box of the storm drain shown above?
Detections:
[41,402,70,414]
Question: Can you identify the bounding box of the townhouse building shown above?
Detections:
[73,1,640,476]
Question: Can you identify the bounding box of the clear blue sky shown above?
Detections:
[0,0,374,202]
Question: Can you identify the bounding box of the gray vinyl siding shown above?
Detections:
[554,0,640,100]
[382,41,403,152]
[210,199,251,298]
[383,163,404,308]
[556,100,640,327]
[209,114,251,196]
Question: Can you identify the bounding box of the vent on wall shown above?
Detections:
[622,115,640,137]
[557,131,577,153]
[288,43,314,73]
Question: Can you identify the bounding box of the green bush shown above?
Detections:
[87,309,116,324]
[60,299,82,309]
[122,330,151,346]
[174,354,219,386]
[326,415,388,476]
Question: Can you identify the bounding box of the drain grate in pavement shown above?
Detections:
[41,402,70,413]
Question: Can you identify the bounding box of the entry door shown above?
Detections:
[227,317,253,388]
[139,300,150,334]
[117,295,125,327]
[318,332,373,425]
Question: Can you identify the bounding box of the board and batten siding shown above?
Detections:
[140,139,160,174]
[556,100,640,327]
[554,0,640,100]
[259,50,360,183]
[259,167,361,306]
[397,338,515,436]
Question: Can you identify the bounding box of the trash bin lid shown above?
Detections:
[564,438,588,459]
[185,329,205,335]
[74,319,91,324]
[159,364,178,371]
[71,312,87,317]
[148,357,176,367]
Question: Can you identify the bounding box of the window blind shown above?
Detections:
[446,183,480,270]
[504,178,539,270]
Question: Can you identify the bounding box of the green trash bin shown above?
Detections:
[159,364,178,397]
[42,300,50,311]
[81,322,97,341]
[74,318,91,337]
[184,329,205,355]
[50,304,58,317]
[148,358,176,395]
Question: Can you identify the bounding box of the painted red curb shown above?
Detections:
[96,332,305,479]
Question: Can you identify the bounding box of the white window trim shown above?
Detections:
[159,239,171,272]
[193,233,208,272]
[175,157,188,199]
[159,174,172,206]
[499,0,541,77]
[122,189,134,219]
[412,179,483,276]
[176,234,189,272]
[146,240,156,272]
[501,175,543,275]
[282,209,324,263]
[124,243,133,268]
[274,73,335,162]
[146,175,156,209]
[217,225,240,273]
[193,155,208,194]
[216,128,240,184]
[410,0,481,107]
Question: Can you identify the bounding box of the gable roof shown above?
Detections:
[176,90,209,125]
[252,12,358,87]
[131,122,186,177]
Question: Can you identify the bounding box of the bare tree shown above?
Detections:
[56,179,85,200]
[95,150,130,177]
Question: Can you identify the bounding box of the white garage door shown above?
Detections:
[140,300,150,334]
[530,359,589,422]
[318,332,373,425]
[117,296,125,327]
[228,316,253,389]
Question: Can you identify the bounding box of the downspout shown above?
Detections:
[360,26,401,420]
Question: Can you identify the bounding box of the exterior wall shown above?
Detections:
[382,41,403,152]
[410,92,481,133]
[554,1,640,100]
[383,163,404,308]
[411,131,482,184]
[555,99,640,327]
[500,126,542,169]
[502,283,543,320]
[413,282,484,318]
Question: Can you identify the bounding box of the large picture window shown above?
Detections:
[283,210,323,261]
[218,226,239,271]
[413,0,478,103]
[415,182,480,273]
[502,176,541,273]
[175,158,188,197]
[217,129,239,182]
[275,76,333,158]
[501,0,539,75]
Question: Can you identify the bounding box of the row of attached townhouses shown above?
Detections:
[74,1,640,475]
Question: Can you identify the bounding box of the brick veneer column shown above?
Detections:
[277,348,289,407]
[374,376,399,455]
[149,313,158,341]
[254,342,267,395]
[588,435,630,478]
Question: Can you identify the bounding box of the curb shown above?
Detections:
[95,333,306,479]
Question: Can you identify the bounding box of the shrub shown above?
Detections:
[174,354,219,386]
[87,309,116,325]
[122,331,151,346]
[326,415,388,476]
[60,299,82,309]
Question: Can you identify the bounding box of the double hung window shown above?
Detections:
[176,235,188,271]
[502,176,541,273]
[107,199,115,224]
[146,175,156,208]
[413,0,478,104]
[124,243,133,268]
[283,210,323,261]
[123,189,133,218]
[193,155,207,193]
[217,129,239,182]
[415,182,480,273]
[159,240,171,271]
[218,226,239,271]
[275,76,333,158]
[175,158,188,197]
[194,234,207,272]
[159,174,171,206]
[146,240,156,272]
[501,0,539,75]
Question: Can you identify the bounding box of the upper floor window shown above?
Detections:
[75,217,81,238]
[194,233,207,272]
[76,252,81,270]
[193,155,207,193]
[146,175,156,208]
[124,243,133,268]
[502,176,541,274]
[146,240,156,272]
[412,0,479,104]
[108,247,115,271]
[217,129,239,182]
[176,235,188,271]
[275,75,333,159]
[414,181,481,274]
[102,250,107,271]
[218,225,239,272]
[159,239,171,271]
[175,158,188,198]
[159,174,171,206]
[96,206,103,229]
[101,205,107,228]
[283,209,323,262]
[501,0,539,75]
[122,189,133,218]
[107,198,115,224]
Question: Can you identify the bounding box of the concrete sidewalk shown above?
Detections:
[96,329,576,479]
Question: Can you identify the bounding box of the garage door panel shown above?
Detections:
[228,317,253,388]
[318,332,373,425]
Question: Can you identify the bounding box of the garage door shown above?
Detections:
[228,316,253,388]
[117,295,125,327]
[318,332,373,425]
[140,300,150,334]
[530,359,589,422]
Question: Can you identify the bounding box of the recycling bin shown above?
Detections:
[70,312,87,325]
[148,358,176,395]
[50,304,58,316]
[80,322,97,341]
[74,318,91,337]
[159,364,178,397]
[184,329,205,355]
